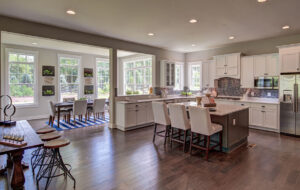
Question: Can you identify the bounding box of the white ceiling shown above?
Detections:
[0,0,300,53]
[1,32,110,56]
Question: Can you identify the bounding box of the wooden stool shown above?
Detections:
[36,138,75,190]
[39,132,61,141]
[36,127,55,134]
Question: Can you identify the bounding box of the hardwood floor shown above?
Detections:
[1,120,300,190]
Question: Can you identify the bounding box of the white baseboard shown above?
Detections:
[249,125,280,133]
[14,114,49,121]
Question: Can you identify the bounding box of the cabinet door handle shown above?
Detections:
[241,104,244,106]
[297,68,300,71]
[261,111,265,113]
[261,105,265,108]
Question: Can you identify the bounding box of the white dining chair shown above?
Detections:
[189,106,223,161]
[168,103,191,152]
[72,100,88,125]
[48,101,71,127]
[152,102,171,145]
[88,98,106,121]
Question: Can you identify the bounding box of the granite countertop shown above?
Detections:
[117,95,197,104]
[179,101,249,116]
[215,97,279,104]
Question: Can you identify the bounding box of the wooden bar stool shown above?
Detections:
[152,102,171,145]
[189,106,223,161]
[36,138,76,190]
[36,127,55,134]
[168,104,191,152]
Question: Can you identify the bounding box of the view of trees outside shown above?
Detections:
[96,59,110,99]
[174,64,183,90]
[8,52,35,105]
[124,58,152,95]
[59,56,79,101]
[190,65,201,90]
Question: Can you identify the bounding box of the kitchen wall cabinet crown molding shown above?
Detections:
[279,44,300,73]
[214,53,241,79]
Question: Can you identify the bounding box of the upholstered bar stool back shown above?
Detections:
[152,102,171,126]
[168,104,190,130]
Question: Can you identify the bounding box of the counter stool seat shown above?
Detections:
[36,127,55,134]
[39,132,61,141]
[44,138,70,149]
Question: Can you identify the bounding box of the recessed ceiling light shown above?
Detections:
[229,36,235,40]
[66,9,76,15]
[32,42,37,45]
[257,0,267,3]
[148,33,154,36]
[282,25,290,30]
[189,19,198,23]
[191,44,196,47]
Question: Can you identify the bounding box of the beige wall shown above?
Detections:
[185,33,300,62]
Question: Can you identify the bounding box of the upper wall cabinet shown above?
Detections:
[202,60,215,88]
[241,56,254,88]
[253,53,279,77]
[160,60,175,87]
[214,53,241,79]
[279,44,300,73]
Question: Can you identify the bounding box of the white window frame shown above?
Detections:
[95,57,110,99]
[57,54,81,102]
[174,62,184,90]
[5,48,39,108]
[122,55,153,95]
[188,62,202,91]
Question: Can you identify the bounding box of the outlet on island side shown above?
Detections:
[267,92,271,97]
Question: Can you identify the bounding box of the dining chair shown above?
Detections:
[73,100,88,125]
[168,104,191,152]
[87,98,106,121]
[189,106,223,161]
[48,101,71,127]
[152,102,171,145]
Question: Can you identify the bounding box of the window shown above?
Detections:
[6,49,38,106]
[174,63,184,90]
[189,63,201,91]
[96,58,110,99]
[123,57,152,95]
[59,55,80,101]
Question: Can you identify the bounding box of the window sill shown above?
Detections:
[14,103,39,109]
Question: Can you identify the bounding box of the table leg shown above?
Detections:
[57,106,60,128]
[11,150,25,190]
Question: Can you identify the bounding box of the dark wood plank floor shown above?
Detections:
[1,119,300,190]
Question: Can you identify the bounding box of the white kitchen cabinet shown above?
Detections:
[250,107,264,127]
[214,53,240,78]
[264,110,278,129]
[241,56,254,88]
[160,60,175,87]
[136,103,148,125]
[280,52,300,73]
[250,103,279,131]
[146,103,154,122]
[253,53,279,77]
[209,59,216,87]
[202,61,210,88]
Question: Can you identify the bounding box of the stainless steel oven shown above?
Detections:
[254,76,278,89]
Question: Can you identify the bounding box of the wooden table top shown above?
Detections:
[0,120,43,155]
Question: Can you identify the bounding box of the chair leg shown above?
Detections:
[164,125,168,145]
[48,116,52,125]
[190,132,193,155]
[152,123,157,143]
[74,115,76,125]
[170,127,174,148]
[206,136,210,161]
[52,116,55,127]
[85,113,87,123]
[183,130,187,152]
[219,131,223,152]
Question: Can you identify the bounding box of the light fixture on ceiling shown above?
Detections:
[148,33,154,36]
[191,44,196,47]
[189,19,198,23]
[257,0,267,3]
[66,9,76,15]
[282,25,290,30]
[229,36,235,40]
[32,42,38,45]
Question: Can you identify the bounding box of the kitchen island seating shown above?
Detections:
[73,100,88,125]
[168,104,191,152]
[152,102,171,145]
[48,101,71,126]
[189,106,223,161]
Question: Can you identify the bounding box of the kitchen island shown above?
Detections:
[181,102,249,153]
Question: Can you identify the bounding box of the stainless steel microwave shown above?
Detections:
[254,76,278,89]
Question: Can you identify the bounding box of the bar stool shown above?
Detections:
[152,102,171,145]
[31,130,60,175]
[36,138,76,190]
[168,104,191,152]
[189,106,223,161]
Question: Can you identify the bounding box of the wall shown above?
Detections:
[1,43,109,120]
[185,33,300,62]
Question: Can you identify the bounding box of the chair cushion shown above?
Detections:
[209,123,223,136]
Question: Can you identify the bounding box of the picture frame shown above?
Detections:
[84,68,93,78]
[42,85,55,96]
[42,66,55,76]
[84,85,94,95]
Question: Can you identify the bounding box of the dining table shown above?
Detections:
[0,120,43,190]
[54,99,109,128]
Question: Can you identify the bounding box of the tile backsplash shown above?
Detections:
[214,77,278,98]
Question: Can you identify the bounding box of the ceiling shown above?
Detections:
[0,0,300,53]
[1,32,110,56]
